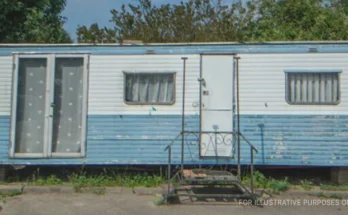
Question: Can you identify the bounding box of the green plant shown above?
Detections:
[153,196,165,206]
[320,184,348,191]
[329,193,343,200]
[300,179,313,191]
[68,170,165,193]
[92,187,106,195]
[34,175,63,186]
[0,196,5,211]
[0,188,23,210]
[310,192,343,199]
[242,171,290,194]
[7,189,22,197]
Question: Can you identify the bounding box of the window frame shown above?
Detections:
[284,69,342,105]
[123,71,176,105]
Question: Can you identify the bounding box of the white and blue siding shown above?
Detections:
[238,53,348,166]
[87,54,201,164]
[0,43,348,166]
[0,54,202,165]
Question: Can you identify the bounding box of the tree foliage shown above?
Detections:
[0,0,71,43]
[76,23,117,43]
[76,0,348,43]
[245,0,348,41]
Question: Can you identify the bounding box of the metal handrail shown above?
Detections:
[164,133,182,196]
[239,132,258,153]
[164,133,182,152]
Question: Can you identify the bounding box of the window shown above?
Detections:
[124,72,175,104]
[285,70,341,105]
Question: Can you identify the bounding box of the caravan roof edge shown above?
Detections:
[2,41,348,47]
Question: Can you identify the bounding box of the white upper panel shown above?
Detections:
[2,53,348,116]
[0,56,12,115]
[88,54,200,115]
[238,53,348,114]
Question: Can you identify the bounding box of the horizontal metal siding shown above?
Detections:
[239,53,348,114]
[88,55,200,115]
[1,114,348,166]
[0,51,347,167]
[0,116,9,161]
[0,56,12,115]
[240,115,348,166]
[0,115,202,165]
[86,114,200,164]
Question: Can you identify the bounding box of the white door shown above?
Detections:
[200,55,234,157]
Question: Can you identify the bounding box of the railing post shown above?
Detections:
[235,57,241,180]
[181,57,188,172]
[167,146,172,196]
[250,148,254,195]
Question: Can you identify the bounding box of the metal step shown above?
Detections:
[172,193,252,198]
[165,169,256,204]
[182,169,239,180]
[178,169,240,185]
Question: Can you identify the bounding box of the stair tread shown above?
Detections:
[182,169,239,181]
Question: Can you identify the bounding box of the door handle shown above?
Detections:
[51,103,55,108]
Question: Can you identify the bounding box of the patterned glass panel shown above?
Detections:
[15,58,47,153]
[52,58,84,153]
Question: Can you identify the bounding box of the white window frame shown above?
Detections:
[9,54,89,158]
[123,71,176,105]
[284,69,341,105]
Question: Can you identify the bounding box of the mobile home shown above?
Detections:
[0,42,348,177]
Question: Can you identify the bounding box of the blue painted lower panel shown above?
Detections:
[0,114,348,166]
[239,115,348,166]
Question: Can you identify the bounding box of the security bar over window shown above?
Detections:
[124,72,175,105]
[285,70,341,105]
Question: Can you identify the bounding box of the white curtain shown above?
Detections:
[125,73,174,103]
[288,73,339,104]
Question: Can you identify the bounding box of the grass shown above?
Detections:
[300,179,313,191]
[153,196,166,206]
[6,189,22,197]
[92,187,106,195]
[12,167,348,196]
[242,171,290,194]
[68,171,165,193]
[0,188,23,211]
[66,168,165,193]
[309,192,344,199]
[34,175,63,186]
[320,184,348,191]
[6,167,166,195]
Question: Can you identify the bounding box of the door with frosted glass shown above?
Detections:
[13,58,48,156]
[51,58,84,154]
[11,55,87,158]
